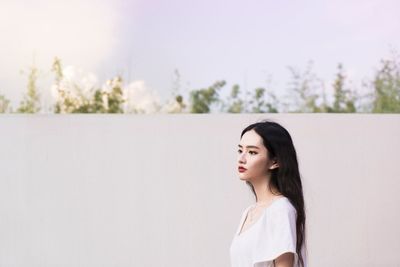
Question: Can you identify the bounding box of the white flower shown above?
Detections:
[123,80,162,114]
[102,76,122,93]
[60,65,98,99]
[161,98,184,113]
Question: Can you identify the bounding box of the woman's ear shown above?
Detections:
[269,160,279,170]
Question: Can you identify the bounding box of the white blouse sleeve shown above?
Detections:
[252,207,298,267]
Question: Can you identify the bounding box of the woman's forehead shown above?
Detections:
[240,131,263,147]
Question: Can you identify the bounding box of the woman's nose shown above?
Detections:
[238,153,246,163]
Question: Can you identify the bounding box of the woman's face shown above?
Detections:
[237,130,277,181]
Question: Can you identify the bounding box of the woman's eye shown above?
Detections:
[237,149,257,155]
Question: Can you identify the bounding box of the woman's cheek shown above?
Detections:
[254,160,267,175]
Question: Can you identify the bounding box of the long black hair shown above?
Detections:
[240,119,307,267]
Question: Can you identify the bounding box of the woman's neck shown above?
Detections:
[252,177,281,204]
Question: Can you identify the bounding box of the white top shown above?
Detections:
[229,197,307,267]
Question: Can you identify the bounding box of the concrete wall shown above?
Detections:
[0,114,399,267]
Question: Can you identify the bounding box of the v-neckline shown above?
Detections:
[236,196,286,237]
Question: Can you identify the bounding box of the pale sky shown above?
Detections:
[1,0,399,109]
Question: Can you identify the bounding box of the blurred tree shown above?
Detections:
[162,69,187,113]
[2,52,399,114]
[189,80,226,113]
[52,57,77,113]
[324,63,357,113]
[285,61,323,113]
[17,64,41,113]
[51,57,125,113]
[52,57,63,84]
[172,69,181,98]
[104,76,125,113]
[219,84,244,113]
[91,89,107,113]
[247,87,279,113]
[72,77,124,113]
[0,94,12,113]
[370,55,400,113]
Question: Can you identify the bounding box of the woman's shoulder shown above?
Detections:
[267,196,297,215]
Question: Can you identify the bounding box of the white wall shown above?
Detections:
[0,114,399,267]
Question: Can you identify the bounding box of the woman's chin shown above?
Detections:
[238,174,248,180]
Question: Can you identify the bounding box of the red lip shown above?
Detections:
[238,167,247,172]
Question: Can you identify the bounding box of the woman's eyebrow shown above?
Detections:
[238,144,260,149]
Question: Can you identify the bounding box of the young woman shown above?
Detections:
[230,119,307,267]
